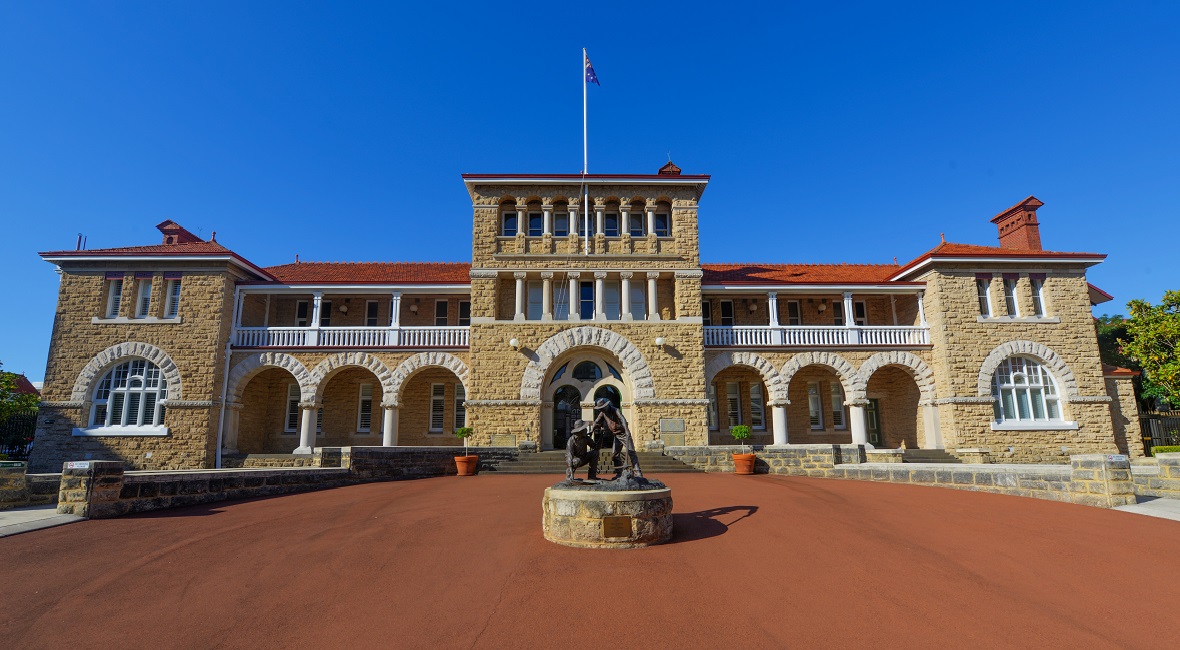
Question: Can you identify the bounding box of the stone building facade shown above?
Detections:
[27,166,1142,471]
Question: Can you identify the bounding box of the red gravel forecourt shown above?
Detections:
[2,473,1177,649]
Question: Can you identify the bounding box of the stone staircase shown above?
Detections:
[488,450,701,474]
[901,449,962,464]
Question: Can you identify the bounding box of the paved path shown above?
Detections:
[0,505,82,538]
[1116,496,1180,522]
[2,474,1177,649]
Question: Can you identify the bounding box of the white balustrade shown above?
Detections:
[233,326,469,348]
[703,325,929,348]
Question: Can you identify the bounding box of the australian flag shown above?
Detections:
[585,55,600,85]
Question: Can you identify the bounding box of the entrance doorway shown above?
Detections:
[552,385,582,450]
[866,398,881,445]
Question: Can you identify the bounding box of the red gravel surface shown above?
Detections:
[3,474,1177,649]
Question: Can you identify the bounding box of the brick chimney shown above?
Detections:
[156,220,204,245]
[658,161,681,175]
[990,196,1044,251]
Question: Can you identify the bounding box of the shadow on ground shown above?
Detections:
[670,505,758,543]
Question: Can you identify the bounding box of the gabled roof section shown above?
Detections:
[1088,283,1114,306]
[703,263,904,285]
[263,261,472,285]
[1102,364,1140,378]
[891,241,1106,281]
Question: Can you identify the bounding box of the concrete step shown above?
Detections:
[902,449,962,464]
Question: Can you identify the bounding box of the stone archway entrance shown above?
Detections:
[552,385,581,450]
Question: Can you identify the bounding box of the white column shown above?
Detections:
[767,291,779,327]
[646,272,661,321]
[771,405,788,445]
[849,402,868,446]
[296,403,317,454]
[390,291,402,327]
[890,295,898,326]
[542,205,552,235]
[594,271,606,321]
[382,404,399,447]
[541,272,553,321]
[514,272,526,321]
[646,207,655,235]
[620,272,633,321]
[917,290,928,327]
[620,206,630,236]
[311,291,323,327]
[234,291,244,329]
[516,205,526,235]
[568,272,581,321]
[595,205,605,237]
[843,291,859,345]
[263,295,271,327]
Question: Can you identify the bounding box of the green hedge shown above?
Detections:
[1150,445,1180,456]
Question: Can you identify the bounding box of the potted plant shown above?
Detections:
[730,425,755,475]
[453,427,478,476]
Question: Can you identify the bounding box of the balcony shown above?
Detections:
[703,325,930,348]
[233,326,470,349]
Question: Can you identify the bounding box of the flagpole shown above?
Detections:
[582,47,590,256]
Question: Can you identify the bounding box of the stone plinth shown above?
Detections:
[543,484,673,549]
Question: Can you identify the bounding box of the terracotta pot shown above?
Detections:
[732,452,756,475]
[455,455,479,476]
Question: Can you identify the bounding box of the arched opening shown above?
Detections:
[864,366,923,448]
[316,366,385,447]
[396,366,467,446]
[552,385,582,450]
[540,348,631,450]
[786,364,855,445]
[707,366,772,446]
[236,367,306,454]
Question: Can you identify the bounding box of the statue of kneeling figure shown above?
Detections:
[565,419,599,482]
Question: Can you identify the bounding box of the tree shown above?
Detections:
[0,362,39,423]
[1122,291,1180,409]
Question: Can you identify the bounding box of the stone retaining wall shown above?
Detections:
[347,446,519,480]
[1,463,30,511]
[27,474,61,505]
[1131,453,1180,500]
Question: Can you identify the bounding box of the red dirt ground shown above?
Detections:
[2,474,1178,649]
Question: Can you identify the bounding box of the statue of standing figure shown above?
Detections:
[564,419,598,481]
[593,398,643,479]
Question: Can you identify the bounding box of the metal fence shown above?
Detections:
[1141,412,1180,455]
[0,409,37,460]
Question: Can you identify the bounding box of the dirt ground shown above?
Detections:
[2,473,1178,649]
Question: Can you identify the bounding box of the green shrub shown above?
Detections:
[1150,445,1180,456]
[730,425,751,453]
[0,453,7,461]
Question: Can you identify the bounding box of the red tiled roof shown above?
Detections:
[702,263,903,285]
[892,241,1106,279]
[1102,364,1140,378]
[13,374,39,397]
[263,262,472,284]
[40,240,234,256]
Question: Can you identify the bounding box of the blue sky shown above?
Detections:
[1,1,1177,382]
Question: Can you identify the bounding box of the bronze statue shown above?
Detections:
[565,419,598,481]
[593,398,643,478]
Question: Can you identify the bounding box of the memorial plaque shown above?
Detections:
[490,434,517,447]
[659,418,686,433]
[602,516,633,538]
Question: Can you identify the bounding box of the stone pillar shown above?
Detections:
[542,205,552,235]
[620,272,633,321]
[646,207,655,235]
[917,290,927,327]
[0,462,29,511]
[843,291,859,344]
[309,291,323,346]
[595,205,605,237]
[517,205,527,236]
[921,403,943,449]
[771,404,789,445]
[849,401,869,446]
[514,272,526,321]
[541,272,554,321]
[223,402,242,453]
[382,404,399,447]
[647,272,660,321]
[767,291,779,327]
[620,206,630,236]
[1069,454,1136,508]
[594,272,606,321]
[568,272,581,321]
[57,460,125,519]
[390,291,402,327]
[296,403,318,454]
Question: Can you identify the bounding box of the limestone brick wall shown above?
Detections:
[865,366,923,448]
[921,265,1118,461]
[31,265,239,472]
[1106,376,1145,458]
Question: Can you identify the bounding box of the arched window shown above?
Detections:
[572,361,602,382]
[91,359,168,428]
[991,356,1061,423]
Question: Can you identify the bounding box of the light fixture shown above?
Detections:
[748,302,757,313]
[409,304,418,313]
[817,302,827,313]
[654,336,665,348]
[509,338,520,350]
[339,304,348,314]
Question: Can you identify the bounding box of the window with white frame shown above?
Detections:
[830,382,846,429]
[720,300,735,326]
[750,383,765,430]
[832,301,844,326]
[1030,275,1046,317]
[629,212,645,236]
[853,301,867,326]
[725,382,741,428]
[285,384,300,433]
[528,212,543,237]
[435,300,449,326]
[653,213,670,237]
[295,300,309,327]
[454,384,466,429]
[164,279,182,318]
[527,281,543,320]
[554,212,569,237]
[430,384,446,432]
[808,382,823,430]
[787,301,801,326]
[502,210,518,236]
[976,276,992,317]
[603,281,621,320]
[629,283,646,321]
[90,359,167,429]
[357,384,373,433]
[365,300,379,326]
[707,383,718,430]
[319,301,332,327]
[135,279,152,318]
[1003,277,1019,316]
[458,301,471,326]
[701,300,712,326]
[106,278,124,318]
[992,356,1062,424]
[603,212,620,237]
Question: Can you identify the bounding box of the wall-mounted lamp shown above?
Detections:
[654,336,666,350]
[748,302,757,313]
[409,304,418,313]
[817,302,827,313]
[509,338,520,350]
[339,304,348,314]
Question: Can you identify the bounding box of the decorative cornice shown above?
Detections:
[1065,395,1113,403]
[41,401,84,409]
[674,270,704,279]
[632,399,710,406]
[463,399,543,407]
[933,396,996,405]
[162,400,215,408]
[469,270,499,279]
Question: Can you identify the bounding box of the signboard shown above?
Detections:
[65,461,91,470]
[659,418,686,433]
[1105,454,1128,463]
[602,516,633,538]
[0,461,25,468]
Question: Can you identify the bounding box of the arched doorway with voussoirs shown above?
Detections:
[541,353,632,450]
